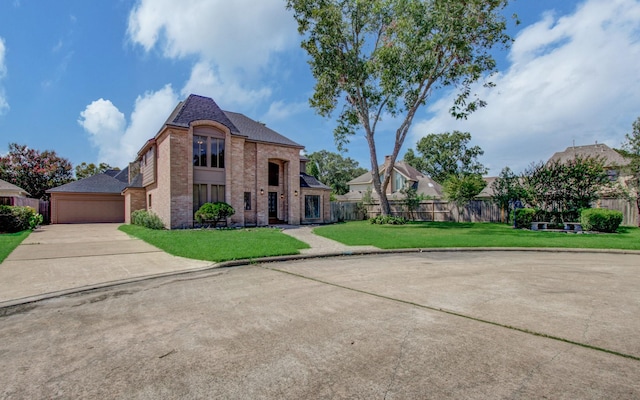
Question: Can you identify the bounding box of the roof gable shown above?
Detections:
[169,94,240,134]
[156,94,303,148]
[348,161,425,185]
[0,179,30,196]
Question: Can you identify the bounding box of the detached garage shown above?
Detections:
[47,170,128,224]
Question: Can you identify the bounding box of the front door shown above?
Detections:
[268,192,278,219]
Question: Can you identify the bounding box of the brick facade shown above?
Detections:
[125,94,330,229]
[123,188,146,224]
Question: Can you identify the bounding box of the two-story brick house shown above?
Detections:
[122,94,331,229]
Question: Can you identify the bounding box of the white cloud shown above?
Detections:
[181,61,271,107]
[78,85,178,167]
[0,37,8,115]
[127,0,295,70]
[127,0,297,108]
[409,0,640,175]
[263,100,308,121]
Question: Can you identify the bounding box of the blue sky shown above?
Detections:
[1,0,639,176]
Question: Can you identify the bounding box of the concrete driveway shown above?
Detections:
[0,224,212,305]
[1,251,638,399]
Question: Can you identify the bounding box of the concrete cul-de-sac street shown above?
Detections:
[1,246,639,399]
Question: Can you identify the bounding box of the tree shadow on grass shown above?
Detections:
[616,226,633,234]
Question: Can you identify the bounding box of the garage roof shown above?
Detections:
[47,171,128,194]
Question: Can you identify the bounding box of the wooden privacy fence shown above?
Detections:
[331,197,639,226]
[331,200,503,223]
[598,198,638,226]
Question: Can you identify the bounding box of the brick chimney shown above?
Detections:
[383,155,392,194]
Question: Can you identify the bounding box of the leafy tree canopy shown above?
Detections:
[491,166,526,221]
[0,143,73,199]
[287,0,513,215]
[522,156,613,223]
[75,162,117,180]
[443,173,487,208]
[404,131,487,183]
[305,150,368,195]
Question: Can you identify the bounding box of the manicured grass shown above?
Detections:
[313,221,640,250]
[0,230,30,263]
[119,225,310,262]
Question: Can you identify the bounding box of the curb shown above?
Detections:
[2,247,640,311]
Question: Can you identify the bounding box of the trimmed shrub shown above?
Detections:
[131,209,165,230]
[580,208,623,233]
[0,205,40,233]
[195,202,235,228]
[514,208,536,229]
[369,215,407,225]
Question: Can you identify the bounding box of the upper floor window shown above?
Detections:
[268,162,279,186]
[194,135,207,166]
[394,172,406,192]
[211,138,225,168]
[193,135,224,168]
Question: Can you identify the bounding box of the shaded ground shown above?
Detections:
[1,251,638,399]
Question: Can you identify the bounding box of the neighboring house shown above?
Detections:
[122,94,331,229]
[475,176,497,200]
[47,168,129,223]
[338,158,443,201]
[548,143,630,181]
[0,178,29,198]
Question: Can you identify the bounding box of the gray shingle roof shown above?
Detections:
[0,179,29,196]
[223,111,303,148]
[168,94,241,134]
[476,176,497,198]
[163,94,303,148]
[112,167,130,183]
[548,143,629,167]
[126,173,143,189]
[300,173,331,190]
[47,173,128,194]
[348,161,424,185]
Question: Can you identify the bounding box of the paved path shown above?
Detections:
[0,224,212,306]
[280,225,379,255]
[1,251,638,399]
[0,224,374,306]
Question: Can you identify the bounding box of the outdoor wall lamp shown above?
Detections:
[260,188,264,195]
[294,190,298,196]
[280,193,284,199]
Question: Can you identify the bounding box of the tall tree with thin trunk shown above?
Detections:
[287,0,513,215]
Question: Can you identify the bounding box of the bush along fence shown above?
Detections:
[331,197,638,226]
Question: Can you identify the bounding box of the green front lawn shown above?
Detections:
[0,230,30,263]
[313,221,640,250]
[119,225,310,262]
